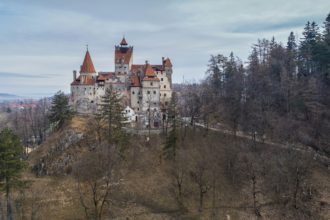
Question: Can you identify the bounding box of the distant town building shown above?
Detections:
[70,38,173,127]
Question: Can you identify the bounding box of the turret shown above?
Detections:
[79,48,97,85]
[115,37,133,74]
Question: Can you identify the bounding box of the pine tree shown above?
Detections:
[97,86,126,146]
[299,21,321,76]
[48,91,74,130]
[0,128,26,220]
[322,13,330,82]
[324,13,330,45]
[286,32,298,77]
[163,92,178,160]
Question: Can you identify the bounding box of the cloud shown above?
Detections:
[0,72,50,79]
[0,0,330,97]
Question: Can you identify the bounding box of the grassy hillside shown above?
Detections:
[5,116,330,220]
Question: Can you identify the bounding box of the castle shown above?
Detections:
[70,37,173,126]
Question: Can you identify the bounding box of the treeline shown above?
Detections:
[181,13,330,156]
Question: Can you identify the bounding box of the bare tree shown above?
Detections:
[73,144,121,220]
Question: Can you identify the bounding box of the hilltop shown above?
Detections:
[12,116,328,220]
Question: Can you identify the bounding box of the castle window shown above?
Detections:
[161,78,163,81]
[165,102,168,106]
[132,91,135,95]
[164,93,167,97]
[138,108,140,111]
[150,82,153,86]
[160,93,161,96]
[154,102,156,105]
[153,91,156,94]
[164,85,166,89]
[137,101,140,104]
[147,91,150,94]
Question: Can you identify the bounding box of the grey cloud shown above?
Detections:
[0,72,50,79]
[1,0,330,97]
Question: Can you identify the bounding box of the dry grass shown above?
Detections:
[13,119,330,220]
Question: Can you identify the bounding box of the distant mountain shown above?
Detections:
[0,93,21,101]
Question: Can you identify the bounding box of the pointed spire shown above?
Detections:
[120,37,128,46]
[80,49,96,73]
[144,61,156,77]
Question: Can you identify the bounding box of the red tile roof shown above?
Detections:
[164,58,172,68]
[82,76,95,85]
[98,74,106,81]
[98,72,115,80]
[80,50,96,73]
[71,75,95,86]
[131,74,141,87]
[131,64,144,72]
[120,37,128,46]
[71,80,80,86]
[115,47,133,65]
[143,77,160,81]
[144,63,157,77]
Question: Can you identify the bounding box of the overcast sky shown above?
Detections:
[0,0,329,97]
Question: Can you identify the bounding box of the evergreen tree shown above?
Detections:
[48,91,74,130]
[299,21,321,76]
[97,86,126,146]
[321,13,330,82]
[223,53,244,134]
[0,128,26,220]
[206,54,228,97]
[324,13,330,45]
[163,92,178,160]
[286,32,298,77]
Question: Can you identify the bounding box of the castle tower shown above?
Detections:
[80,49,97,85]
[115,37,133,75]
[70,48,98,114]
[163,57,173,88]
[141,61,160,112]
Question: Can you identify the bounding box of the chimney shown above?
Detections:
[73,70,77,81]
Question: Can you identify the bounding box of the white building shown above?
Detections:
[70,38,173,126]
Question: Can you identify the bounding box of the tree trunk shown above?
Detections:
[293,168,300,209]
[199,188,204,212]
[0,195,4,220]
[6,184,12,220]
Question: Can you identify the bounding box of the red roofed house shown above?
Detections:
[70,37,173,122]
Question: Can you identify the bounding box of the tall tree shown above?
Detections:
[299,21,321,76]
[163,92,179,160]
[97,86,126,148]
[286,32,298,78]
[48,91,74,130]
[0,128,26,220]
